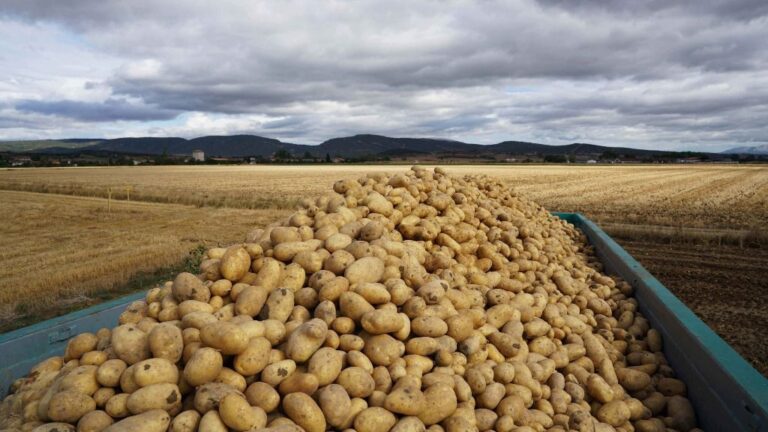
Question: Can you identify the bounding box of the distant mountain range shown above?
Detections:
[0,134,744,159]
[721,144,768,155]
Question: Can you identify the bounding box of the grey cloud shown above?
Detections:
[15,98,180,122]
[1,0,767,150]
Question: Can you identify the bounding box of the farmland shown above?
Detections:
[0,190,288,330]
[0,165,765,230]
[0,164,766,374]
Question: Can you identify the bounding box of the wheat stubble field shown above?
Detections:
[1,164,767,374]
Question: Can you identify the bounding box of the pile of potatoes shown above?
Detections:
[0,167,700,432]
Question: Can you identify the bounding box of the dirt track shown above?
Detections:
[619,239,768,376]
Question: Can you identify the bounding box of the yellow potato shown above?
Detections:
[284,318,328,362]
[282,392,326,432]
[103,409,170,432]
[245,382,280,413]
[200,322,249,355]
[47,390,96,423]
[220,246,251,281]
[147,323,183,363]
[219,393,267,431]
[354,407,397,432]
[125,383,181,414]
[235,285,269,317]
[183,347,223,386]
[417,383,457,425]
[172,272,210,303]
[76,410,114,432]
[132,358,179,387]
[170,410,201,432]
[233,337,271,376]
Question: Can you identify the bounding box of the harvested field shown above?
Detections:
[0,190,289,330]
[1,165,766,229]
[619,239,768,376]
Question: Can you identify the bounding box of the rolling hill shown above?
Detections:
[0,133,728,159]
[722,144,768,155]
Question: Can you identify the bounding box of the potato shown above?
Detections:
[364,334,405,366]
[278,372,319,395]
[253,258,283,291]
[306,347,343,385]
[282,392,326,432]
[93,387,116,408]
[64,333,99,361]
[172,272,210,303]
[200,322,249,355]
[617,367,651,392]
[235,285,269,317]
[445,314,474,342]
[411,316,448,337]
[219,393,267,431]
[391,416,427,432]
[586,373,614,403]
[104,393,130,419]
[345,256,385,284]
[60,365,99,395]
[111,324,150,365]
[358,309,402,335]
[220,246,251,281]
[261,360,297,386]
[183,347,223,386]
[245,382,280,413]
[384,376,426,415]
[170,410,201,432]
[77,410,114,432]
[318,384,351,428]
[233,337,271,376]
[80,350,108,366]
[125,383,181,414]
[337,367,375,398]
[198,410,228,432]
[354,407,397,432]
[193,383,242,414]
[132,358,179,387]
[596,400,631,427]
[262,288,295,322]
[146,323,183,363]
[103,409,170,432]
[418,383,457,425]
[47,390,96,423]
[285,318,328,362]
[177,300,214,317]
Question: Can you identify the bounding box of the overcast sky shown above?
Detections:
[1,1,767,151]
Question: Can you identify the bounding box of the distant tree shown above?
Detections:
[600,150,618,160]
[325,153,331,163]
[274,149,291,160]
[303,151,313,160]
[544,154,567,163]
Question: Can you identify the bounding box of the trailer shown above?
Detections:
[0,213,766,430]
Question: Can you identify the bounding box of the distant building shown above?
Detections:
[11,156,31,167]
[192,149,205,162]
[586,159,597,164]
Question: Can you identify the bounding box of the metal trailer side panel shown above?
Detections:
[554,212,768,431]
[0,291,146,396]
